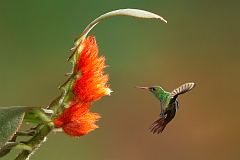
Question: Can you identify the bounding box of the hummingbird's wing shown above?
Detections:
[170,82,195,102]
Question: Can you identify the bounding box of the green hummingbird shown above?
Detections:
[137,82,195,134]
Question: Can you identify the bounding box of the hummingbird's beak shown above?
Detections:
[136,86,149,90]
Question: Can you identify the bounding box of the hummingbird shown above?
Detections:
[137,82,195,134]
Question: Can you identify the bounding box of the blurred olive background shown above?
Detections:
[0,0,239,160]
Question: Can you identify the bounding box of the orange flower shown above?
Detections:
[62,111,101,136]
[54,36,111,136]
[74,36,112,102]
[54,102,101,136]
[75,36,99,73]
[73,72,111,102]
[54,102,90,128]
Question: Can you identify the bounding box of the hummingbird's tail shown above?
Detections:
[149,117,167,134]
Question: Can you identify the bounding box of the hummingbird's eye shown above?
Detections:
[150,87,156,92]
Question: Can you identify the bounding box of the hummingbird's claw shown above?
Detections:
[160,112,164,117]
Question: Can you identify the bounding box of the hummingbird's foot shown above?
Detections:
[160,112,166,118]
[160,113,164,117]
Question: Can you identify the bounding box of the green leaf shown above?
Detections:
[0,106,30,149]
[68,8,167,61]
[78,8,167,43]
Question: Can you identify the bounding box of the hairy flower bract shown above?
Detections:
[54,36,111,136]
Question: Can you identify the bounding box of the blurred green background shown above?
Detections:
[0,0,239,160]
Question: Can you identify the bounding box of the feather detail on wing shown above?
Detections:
[170,82,195,100]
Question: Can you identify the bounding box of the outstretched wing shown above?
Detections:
[170,82,195,102]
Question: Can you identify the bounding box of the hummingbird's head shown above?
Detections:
[137,86,165,98]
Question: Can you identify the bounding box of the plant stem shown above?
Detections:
[14,123,54,160]
[16,131,35,136]
[13,144,32,151]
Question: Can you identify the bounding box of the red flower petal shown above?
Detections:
[76,36,99,72]
[54,36,111,137]
[73,36,111,102]
[62,112,101,136]
[54,102,90,128]
[73,72,110,102]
